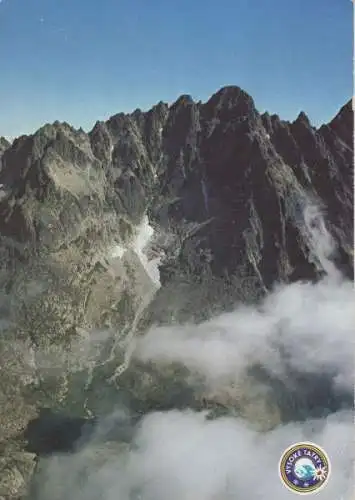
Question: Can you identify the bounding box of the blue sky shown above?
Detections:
[0,0,352,139]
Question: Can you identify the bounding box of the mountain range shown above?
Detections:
[0,86,353,499]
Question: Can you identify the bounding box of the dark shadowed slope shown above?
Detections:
[0,87,352,288]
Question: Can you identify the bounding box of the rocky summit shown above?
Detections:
[0,86,353,499]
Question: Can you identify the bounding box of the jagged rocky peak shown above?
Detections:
[0,136,10,171]
[294,110,312,126]
[152,100,169,115]
[0,84,352,282]
[261,109,315,139]
[203,85,257,120]
[0,118,107,245]
[320,98,353,146]
[89,120,112,163]
[328,98,352,125]
[209,84,255,105]
[170,94,195,110]
[0,120,97,193]
[0,135,10,152]
[260,111,282,135]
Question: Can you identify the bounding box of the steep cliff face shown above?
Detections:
[0,136,10,173]
[0,87,352,499]
[89,87,353,296]
[1,88,352,291]
[93,86,354,321]
[0,136,10,154]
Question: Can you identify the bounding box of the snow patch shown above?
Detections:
[108,215,162,288]
[132,215,162,287]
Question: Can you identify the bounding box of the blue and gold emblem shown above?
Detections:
[279,442,330,494]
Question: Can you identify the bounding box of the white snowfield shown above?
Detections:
[109,214,162,288]
[107,214,163,383]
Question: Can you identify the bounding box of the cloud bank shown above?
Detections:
[29,274,354,500]
[28,201,354,500]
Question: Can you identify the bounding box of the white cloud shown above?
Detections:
[30,275,354,500]
[32,408,354,500]
[135,278,354,397]
[27,201,354,499]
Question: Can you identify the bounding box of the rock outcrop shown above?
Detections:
[0,86,352,499]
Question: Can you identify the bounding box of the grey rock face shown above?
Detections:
[0,86,352,498]
[0,137,10,174]
[0,137,10,155]
[1,88,352,288]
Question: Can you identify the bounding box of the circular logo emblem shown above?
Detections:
[279,442,330,494]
